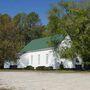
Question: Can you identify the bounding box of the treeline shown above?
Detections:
[0,12,48,64]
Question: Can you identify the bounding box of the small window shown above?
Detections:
[46,54,48,64]
[38,54,40,65]
[31,55,33,64]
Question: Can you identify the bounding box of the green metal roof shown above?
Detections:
[21,34,65,53]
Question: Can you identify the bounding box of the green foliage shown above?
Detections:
[59,47,75,59]
[0,12,46,64]
[48,0,90,63]
[0,15,24,63]
[25,66,34,70]
[13,12,46,44]
[36,66,46,70]
[45,66,53,70]
[59,62,64,70]
[36,66,53,70]
[27,12,40,27]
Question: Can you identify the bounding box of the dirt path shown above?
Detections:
[0,71,90,90]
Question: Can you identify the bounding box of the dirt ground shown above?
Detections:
[0,71,90,90]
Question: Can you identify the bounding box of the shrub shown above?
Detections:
[45,66,53,70]
[59,62,64,70]
[84,64,90,70]
[10,65,17,69]
[36,66,46,70]
[36,66,53,70]
[25,66,34,70]
[75,65,82,70]
[0,65,4,69]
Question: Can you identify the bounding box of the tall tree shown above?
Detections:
[27,12,41,27]
[22,12,45,44]
[0,12,46,66]
[13,13,28,30]
[48,0,90,63]
[0,14,24,65]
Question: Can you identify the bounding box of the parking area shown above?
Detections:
[0,71,90,90]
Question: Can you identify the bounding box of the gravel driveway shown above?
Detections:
[0,71,90,90]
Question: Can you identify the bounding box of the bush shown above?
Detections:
[84,64,90,70]
[75,65,82,70]
[36,66,53,70]
[36,66,46,70]
[25,66,34,70]
[59,62,64,70]
[10,65,17,69]
[0,65,4,69]
[45,66,53,70]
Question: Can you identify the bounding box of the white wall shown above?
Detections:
[17,48,74,69]
[17,48,57,68]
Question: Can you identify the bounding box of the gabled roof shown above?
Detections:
[20,34,65,53]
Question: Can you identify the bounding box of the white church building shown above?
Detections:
[17,35,75,69]
[4,35,82,69]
